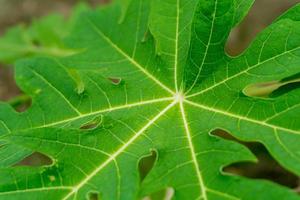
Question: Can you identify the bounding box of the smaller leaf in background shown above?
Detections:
[0,3,89,64]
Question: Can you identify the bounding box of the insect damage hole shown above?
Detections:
[138,150,157,182]
[80,116,103,130]
[243,74,300,98]
[16,152,53,167]
[108,77,122,85]
[212,129,299,190]
[87,191,99,200]
[139,151,175,199]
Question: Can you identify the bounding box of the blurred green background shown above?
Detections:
[0,0,299,198]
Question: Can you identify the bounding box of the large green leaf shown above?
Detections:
[0,0,300,199]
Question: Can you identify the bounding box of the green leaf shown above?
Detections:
[0,0,300,199]
[0,3,89,64]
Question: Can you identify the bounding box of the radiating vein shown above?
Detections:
[62,101,177,200]
[179,101,207,200]
[185,100,300,135]
[0,97,170,138]
[85,17,175,95]
[0,97,173,139]
[187,46,300,98]
[29,68,82,116]
[0,120,11,133]
[185,0,218,95]
[206,188,240,200]
[174,0,180,92]
[31,97,174,130]
[274,130,300,162]
[132,0,142,58]
[265,103,300,122]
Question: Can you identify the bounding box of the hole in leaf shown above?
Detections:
[0,67,27,110]
[225,0,299,56]
[270,74,300,98]
[108,77,122,85]
[141,187,174,200]
[212,129,299,189]
[15,152,52,167]
[281,72,300,83]
[80,116,103,130]
[87,191,99,200]
[138,150,157,182]
[271,82,300,98]
[243,74,300,98]
[243,81,283,98]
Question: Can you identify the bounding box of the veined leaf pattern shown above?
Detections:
[0,0,300,199]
